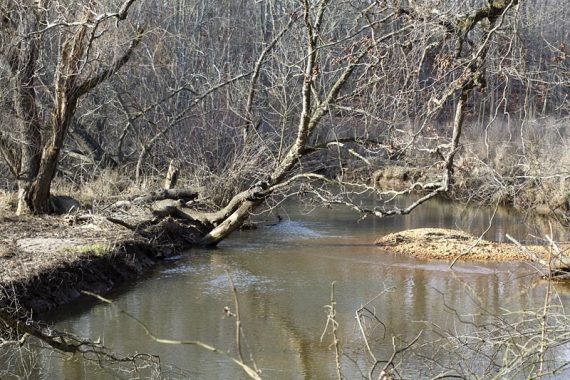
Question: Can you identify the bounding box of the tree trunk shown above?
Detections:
[199,199,262,246]
[12,7,142,214]
[164,160,179,189]
[14,12,42,215]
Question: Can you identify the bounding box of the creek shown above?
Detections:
[14,199,570,378]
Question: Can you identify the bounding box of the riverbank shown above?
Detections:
[2,219,568,315]
[372,161,570,226]
[0,215,169,313]
[376,228,570,266]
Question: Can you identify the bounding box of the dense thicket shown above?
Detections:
[1,0,568,229]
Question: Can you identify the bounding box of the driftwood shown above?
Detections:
[506,234,570,278]
[149,200,212,227]
[134,183,269,246]
[105,183,269,247]
[104,187,209,242]
[132,188,203,204]
[109,188,204,210]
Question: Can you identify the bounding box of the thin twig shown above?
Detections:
[320,281,342,380]
[450,203,499,269]
[82,291,262,380]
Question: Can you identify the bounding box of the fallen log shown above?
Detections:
[131,188,203,204]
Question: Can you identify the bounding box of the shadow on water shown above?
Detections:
[4,198,570,379]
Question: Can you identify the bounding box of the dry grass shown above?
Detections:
[0,190,16,214]
[449,118,570,218]
[52,169,145,203]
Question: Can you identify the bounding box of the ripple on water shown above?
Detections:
[265,220,323,238]
[205,269,274,296]
[159,262,208,277]
[227,220,326,252]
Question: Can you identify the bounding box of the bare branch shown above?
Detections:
[74,31,144,100]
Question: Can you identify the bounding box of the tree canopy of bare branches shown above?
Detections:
[1,0,568,240]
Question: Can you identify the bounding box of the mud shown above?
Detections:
[0,215,167,313]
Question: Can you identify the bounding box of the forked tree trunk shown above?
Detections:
[14,12,42,215]
[18,120,76,214]
[27,91,79,214]
[12,4,142,214]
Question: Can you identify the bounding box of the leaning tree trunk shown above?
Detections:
[200,199,262,246]
[181,1,364,246]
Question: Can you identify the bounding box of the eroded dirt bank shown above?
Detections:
[376,228,570,264]
[0,215,169,313]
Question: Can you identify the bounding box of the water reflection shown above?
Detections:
[2,199,569,379]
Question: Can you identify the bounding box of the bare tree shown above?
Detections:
[139,0,524,246]
[0,0,141,214]
[2,0,564,239]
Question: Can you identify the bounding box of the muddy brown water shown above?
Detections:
[3,199,570,379]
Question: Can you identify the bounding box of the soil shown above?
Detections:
[0,215,166,314]
[375,228,569,263]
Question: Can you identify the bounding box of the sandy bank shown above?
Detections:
[375,228,569,263]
